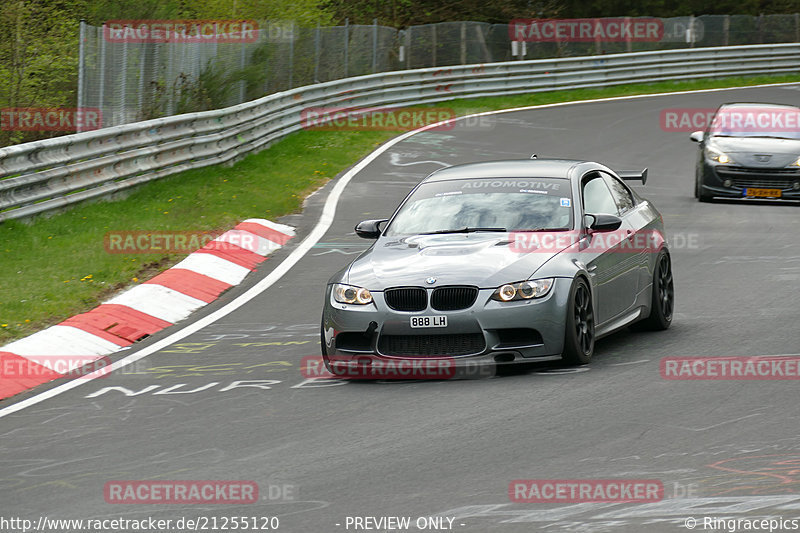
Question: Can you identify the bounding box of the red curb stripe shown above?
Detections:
[0,352,62,399]
[63,304,172,344]
[234,222,293,246]
[195,241,265,270]
[145,269,232,303]
[60,317,135,347]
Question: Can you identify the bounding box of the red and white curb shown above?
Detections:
[0,219,294,400]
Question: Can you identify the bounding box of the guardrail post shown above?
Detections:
[77,20,86,133]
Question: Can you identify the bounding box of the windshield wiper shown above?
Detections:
[420,227,507,235]
[512,227,571,232]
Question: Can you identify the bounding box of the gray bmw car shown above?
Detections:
[691,102,800,202]
[321,159,673,376]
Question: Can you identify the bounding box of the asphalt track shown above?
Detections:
[2,85,800,533]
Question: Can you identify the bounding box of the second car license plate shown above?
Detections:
[410,316,447,328]
[745,187,782,198]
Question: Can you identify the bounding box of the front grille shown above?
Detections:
[717,167,800,190]
[719,166,800,176]
[431,286,478,311]
[729,178,794,189]
[378,333,486,356]
[384,287,427,311]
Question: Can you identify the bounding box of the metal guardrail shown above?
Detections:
[2,43,799,222]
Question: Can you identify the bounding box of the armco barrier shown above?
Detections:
[2,44,799,222]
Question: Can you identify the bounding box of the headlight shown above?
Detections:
[333,283,373,305]
[704,146,731,164]
[790,157,800,167]
[491,278,554,302]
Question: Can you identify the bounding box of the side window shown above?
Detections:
[602,173,636,214]
[582,174,619,216]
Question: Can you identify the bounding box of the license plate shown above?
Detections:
[744,187,782,198]
[410,315,447,328]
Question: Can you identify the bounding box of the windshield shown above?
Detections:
[709,106,800,140]
[384,177,573,236]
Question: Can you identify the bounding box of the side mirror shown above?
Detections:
[583,213,622,232]
[355,219,388,239]
[690,131,703,143]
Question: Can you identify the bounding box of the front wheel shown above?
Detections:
[561,278,595,365]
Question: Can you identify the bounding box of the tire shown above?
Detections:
[695,175,712,203]
[635,251,674,331]
[561,277,595,365]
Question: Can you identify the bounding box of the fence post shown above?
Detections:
[344,18,349,78]
[99,23,106,127]
[406,26,411,68]
[77,20,86,132]
[314,24,321,82]
[795,13,799,42]
[460,22,466,64]
[138,44,145,121]
[723,15,730,46]
[121,36,128,126]
[432,24,437,66]
[288,21,295,89]
[372,18,378,72]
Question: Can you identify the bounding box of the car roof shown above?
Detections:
[422,159,599,183]
[719,102,800,111]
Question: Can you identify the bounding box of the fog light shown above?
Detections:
[723,179,732,188]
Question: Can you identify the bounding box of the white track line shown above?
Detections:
[1,80,797,418]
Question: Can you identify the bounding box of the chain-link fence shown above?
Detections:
[77,14,800,129]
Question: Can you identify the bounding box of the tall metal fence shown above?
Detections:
[6,43,800,223]
[78,14,800,129]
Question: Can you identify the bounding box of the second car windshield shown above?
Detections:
[709,106,800,140]
[384,177,573,236]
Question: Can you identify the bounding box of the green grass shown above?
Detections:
[1,73,798,344]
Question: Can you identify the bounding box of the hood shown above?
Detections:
[345,233,565,290]
[709,136,800,168]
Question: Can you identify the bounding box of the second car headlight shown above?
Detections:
[491,278,554,302]
[333,283,373,305]
[704,146,732,164]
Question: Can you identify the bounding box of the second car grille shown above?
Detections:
[431,286,479,311]
[384,287,427,311]
[717,167,800,189]
[378,333,486,356]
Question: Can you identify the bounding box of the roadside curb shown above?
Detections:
[0,218,294,400]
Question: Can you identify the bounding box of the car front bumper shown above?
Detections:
[321,278,572,375]
[698,160,800,201]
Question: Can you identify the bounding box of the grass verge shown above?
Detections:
[1,73,798,344]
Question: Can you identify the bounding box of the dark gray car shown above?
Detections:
[321,159,673,377]
[691,102,800,202]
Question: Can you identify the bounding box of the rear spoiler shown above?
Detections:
[617,168,648,185]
